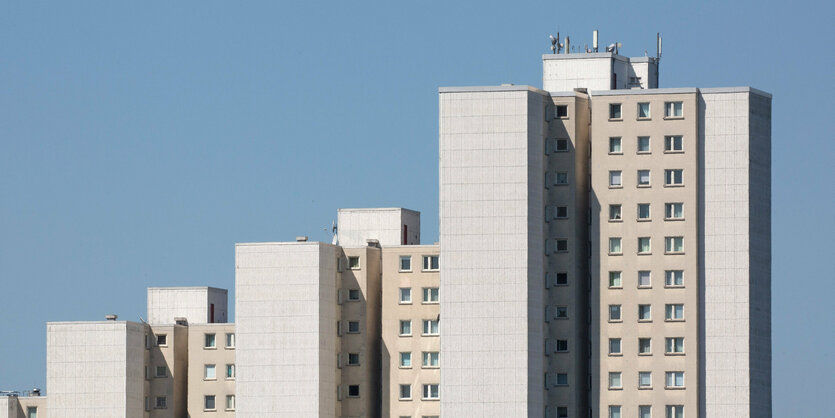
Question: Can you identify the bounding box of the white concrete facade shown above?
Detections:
[147,287,228,325]
[337,208,420,247]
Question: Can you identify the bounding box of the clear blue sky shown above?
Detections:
[1,1,832,414]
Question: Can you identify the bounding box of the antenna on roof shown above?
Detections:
[657,32,662,59]
[549,34,557,54]
[593,30,599,52]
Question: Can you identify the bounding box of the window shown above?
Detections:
[204,333,216,348]
[665,135,683,152]
[555,272,568,285]
[609,406,622,418]
[26,407,36,418]
[638,237,651,254]
[609,103,622,119]
[666,337,685,354]
[348,385,360,397]
[638,102,650,118]
[666,405,684,418]
[347,289,360,301]
[423,319,439,335]
[555,206,568,219]
[399,288,411,303]
[609,305,622,321]
[639,338,652,354]
[399,384,412,400]
[666,372,685,388]
[609,204,622,221]
[155,366,167,378]
[422,384,440,400]
[348,321,360,333]
[399,320,411,336]
[423,255,439,271]
[144,365,150,379]
[555,306,568,319]
[609,372,622,389]
[638,271,651,287]
[225,333,235,348]
[665,101,683,118]
[556,138,569,152]
[637,203,651,220]
[556,373,568,385]
[637,136,651,153]
[609,137,622,154]
[226,395,235,411]
[666,304,684,321]
[665,270,684,286]
[423,287,439,303]
[609,338,622,355]
[557,407,569,418]
[637,170,651,186]
[155,396,167,409]
[399,255,412,271]
[226,364,235,378]
[400,352,411,367]
[204,395,216,411]
[156,334,167,347]
[205,364,216,380]
[422,351,440,367]
[145,396,150,411]
[664,169,684,186]
[556,172,568,185]
[348,256,360,269]
[555,105,568,118]
[639,406,652,418]
[348,353,360,366]
[609,238,622,254]
[639,372,652,388]
[665,236,684,253]
[556,340,568,352]
[609,170,622,187]
[609,271,622,288]
[665,203,684,220]
[556,239,568,252]
[638,304,652,321]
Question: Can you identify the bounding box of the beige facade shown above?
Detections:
[147,324,188,417]
[187,323,236,416]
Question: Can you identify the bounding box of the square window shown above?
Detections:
[399,255,412,271]
[665,304,684,320]
[638,304,652,321]
[609,103,622,119]
[637,136,651,153]
[666,337,685,354]
[556,373,568,385]
[155,366,167,378]
[155,396,167,409]
[555,172,569,185]
[348,321,360,333]
[609,405,622,418]
[665,169,684,186]
[639,372,652,388]
[226,395,236,411]
[609,338,622,355]
[204,364,216,380]
[556,239,568,252]
[609,204,622,221]
[555,206,568,219]
[609,238,622,254]
[348,385,360,397]
[556,105,568,118]
[26,407,37,418]
[638,102,650,118]
[399,288,411,303]
[665,203,684,219]
[348,353,360,366]
[666,405,685,418]
[639,406,652,418]
[639,338,652,354]
[226,364,235,378]
[422,351,440,367]
[423,319,439,335]
[348,256,360,269]
[665,270,684,286]
[555,306,569,319]
[609,271,622,288]
[637,170,651,186]
[423,255,439,271]
[423,287,439,303]
[665,371,685,388]
[399,384,411,400]
[638,237,651,254]
[609,305,622,321]
[609,170,622,187]
[638,271,651,287]
[557,407,569,418]
[225,333,235,348]
[422,384,440,399]
[556,138,569,152]
[156,334,167,347]
[609,372,622,389]
[665,236,684,253]
[348,289,361,301]
[665,135,683,152]
[555,272,568,285]
[556,340,569,352]
[637,203,651,220]
[400,352,411,367]
[204,333,216,348]
[665,101,683,118]
[399,320,412,336]
[609,137,622,154]
[204,395,216,411]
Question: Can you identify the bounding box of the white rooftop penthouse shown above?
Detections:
[147,286,228,325]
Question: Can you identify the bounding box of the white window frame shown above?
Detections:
[348,256,361,270]
[609,170,623,187]
[638,337,652,355]
[609,304,622,322]
[637,203,651,220]
[665,337,685,354]
[665,371,685,388]
[399,287,412,304]
[665,202,684,220]
[665,270,684,287]
[665,135,684,152]
[422,287,439,303]
[609,103,623,120]
[204,364,216,380]
[664,169,684,186]
[638,237,651,254]
[226,363,235,379]
[399,255,412,272]
[637,136,651,153]
[422,351,440,368]
[204,333,216,349]
[422,384,440,400]
[637,102,651,119]
[665,236,684,254]
[637,170,651,186]
[638,372,652,388]
[608,338,622,355]
[638,304,652,321]
[225,332,235,348]
[638,270,651,288]
[609,204,622,221]
[422,319,439,336]
[399,384,412,400]
[399,320,411,336]
[225,395,236,411]
[664,101,683,118]
[608,271,622,288]
[399,352,412,368]
[204,395,216,411]
[609,137,622,154]
[609,237,622,255]
[665,304,684,321]
[422,255,439,271]
[608,372,622,389]
[347,353,360,366]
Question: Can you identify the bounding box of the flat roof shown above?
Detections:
[591,86,771,98]
[147,286,227,292]
[439,85,549,95]
[338,207,420,215]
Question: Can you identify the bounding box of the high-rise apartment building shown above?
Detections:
[3,33,770,418]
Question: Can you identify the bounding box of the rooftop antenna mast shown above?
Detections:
[549,32,564,54]
[593,30,599,52]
